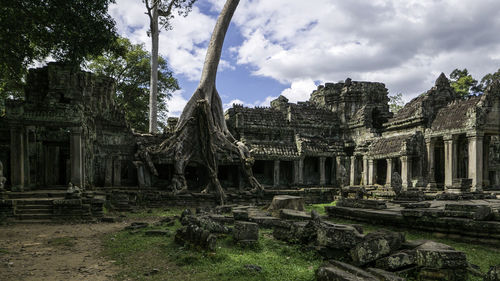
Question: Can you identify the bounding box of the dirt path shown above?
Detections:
[0,221,131,281]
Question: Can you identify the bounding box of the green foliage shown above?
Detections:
[305,201,337,215]
[145,0,198,32]
[388,93,405,113]
[449,68,482,97]
[0,0,118,99]
[86,37,179,132]
[480,68,500,90]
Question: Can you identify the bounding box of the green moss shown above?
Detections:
[304,201,337,215]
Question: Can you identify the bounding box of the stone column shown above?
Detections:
[362,156,368,185]
[468,133,484,191]
[70,128,83,187]
[385,158,393,187]
[273,160,280,188]
[425,138,436,188]
[483,136,491,188]
[10,126,24,191]
[113,157,121,187]
[319,157,326,186]
[350,156,357,186]
[297,158,304,185]
[444,135,457,189]
[401,156,412,190]
[367,159,375,185]
[335,156,343,186]
[24,129,30,188]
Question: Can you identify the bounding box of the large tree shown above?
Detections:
[480,68,500,90]
[144,0,197,133]
[0,0,118,98]
[143,0,262,204]
[449,68,482,97]
[87,37,179,132]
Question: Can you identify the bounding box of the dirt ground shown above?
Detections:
[0,220,135,281]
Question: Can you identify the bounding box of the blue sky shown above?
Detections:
[109,0,500,117]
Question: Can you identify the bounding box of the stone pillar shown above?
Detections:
[70,128,83,187]
[335,156,343,186]
[319,157,326,186]
[367,159,375,185]
[444,135,457,189]
[297,158,304,185]
[468,133,484,191]
[24,129,30,188]
[385,158,393,187]
[425,138,436,188]
[362,156,368,185]
[273,160,280,187]
[483,136,491,188]
[401,156,412,190]
[350,156,357,186]
[10,127,24,191]
[113,157,121,187]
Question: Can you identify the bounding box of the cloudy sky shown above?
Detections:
[109,0,500,116]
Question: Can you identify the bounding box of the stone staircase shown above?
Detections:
[1,189,105,223]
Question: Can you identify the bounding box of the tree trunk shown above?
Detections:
[140,0,262,205]
[149,1,159,133]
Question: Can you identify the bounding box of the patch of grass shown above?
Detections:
[305,201,337,215]
[325,217,500,273]
[0,248,8,254]
[102,211,322,281]
[47,237,77,248]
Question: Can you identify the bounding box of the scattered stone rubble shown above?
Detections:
[170,196,474,280]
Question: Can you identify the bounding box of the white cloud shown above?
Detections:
[166,90,189,117]
[229,0,500,98]
[280,79,318,103]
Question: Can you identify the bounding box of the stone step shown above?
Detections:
[15,209,53,215]
[14,199,55,205]
[15,214,54,220]
[12,219,54,224]
[8,191,66,199]
[15,205,53,210]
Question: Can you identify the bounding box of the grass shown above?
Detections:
[304,201,337,215]
[0,248,8,254]
[47,237,77,248]
[102,204,500,280]
[102,208,322,281]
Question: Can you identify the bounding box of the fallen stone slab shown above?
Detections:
[268,195,305,213]
[279,209,311,220]
[338,199,387,210]
[181,215,230,234]
[486,264,500,281]
[415,241,467,269]
[316,221,365,250]
[375,250,416,271]
[316,260,378,281]
[400,202,431,209]
[209,214,234,224]
[234,221,259,242]
[233,209,249,221]
[249,216,286,228]
[174,224,217,251]
[351,230,405,266]
[366,268,405,281]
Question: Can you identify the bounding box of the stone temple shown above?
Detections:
[1,63,500,219]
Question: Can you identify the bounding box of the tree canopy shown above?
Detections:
[0,0,118,98]
[449,68,482,97]
[388,93,404,113]
[86,37,179,132]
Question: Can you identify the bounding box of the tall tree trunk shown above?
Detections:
[142,0,262,205]
[149,1,159,133]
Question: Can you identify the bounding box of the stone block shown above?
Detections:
[233,209,249,221]
[486,264,500,281]
[415,241,467,269]
[375,250,416,270]
[350,230,405,266]
[366,268,405,281]
[316,221,365,250]
[234,221,259,242]
[268,195,305,213]
[279,209,311,220]
[316,260,378,281]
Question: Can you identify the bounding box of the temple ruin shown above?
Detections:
[1,63,500,221]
